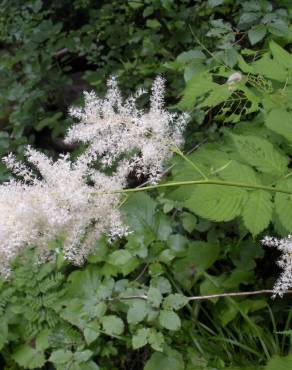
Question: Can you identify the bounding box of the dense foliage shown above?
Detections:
[0,0,291,369]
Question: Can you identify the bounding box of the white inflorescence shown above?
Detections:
[66,76,188,183]
[0,77,187,276]
[262,235,292,297]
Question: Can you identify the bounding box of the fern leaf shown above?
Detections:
[242,190,273,236]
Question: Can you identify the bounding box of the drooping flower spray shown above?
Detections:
[0,77,187,276]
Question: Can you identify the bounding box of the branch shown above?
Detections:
[108,290,292,302]
[106,179,292,196]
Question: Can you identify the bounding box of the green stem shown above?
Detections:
[171,146,208,180]
[103,179,292,196]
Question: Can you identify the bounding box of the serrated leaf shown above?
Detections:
[101,315,124,335]
[132,328,149,349]
[148,287,163,308]
[13,345,46,369]
[159,310,181,331]
[179,72,216,109]
[49,349,73,364]
[148,329,164,351]
[242,190,273,236]
[182,212,197,233]
[163,293,188,311]
[248,25,266,45]
[231,134,288,176]
[275,179,292,231]
[127,300,148,324]
[109,250,132,265]
[185,185,246,222]
[144,349,184,370]
[265,109,292,142]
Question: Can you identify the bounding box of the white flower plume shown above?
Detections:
[65,76,188,183]
[262,235,292,297]
[0,76,187,276]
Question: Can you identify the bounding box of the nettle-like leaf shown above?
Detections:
[265,109,292,142]
[275,179,292,232]
[242,190,273,236]
[230,134,288,176]
[185,185,247,222]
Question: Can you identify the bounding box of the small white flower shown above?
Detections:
[262,235,292,297]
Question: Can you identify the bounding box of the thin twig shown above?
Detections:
[107,290,292,303]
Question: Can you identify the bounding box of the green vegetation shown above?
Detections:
[0,0,292,369]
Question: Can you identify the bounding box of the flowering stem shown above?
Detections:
[109,179,292,196]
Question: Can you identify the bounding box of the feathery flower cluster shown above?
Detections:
[262,235,292,296]
[0,77,187,277]
[66,76,187,183]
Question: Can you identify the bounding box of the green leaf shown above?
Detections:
[84,321,100,344]
[74,350,93,363]
[163,293,188,311]
[144,349,184,370]
[148,287,163,308]
[231,134,288,176]
[275,179,292,231]
[248,25,266,45]
[109,250,132,265]
[265,354,292,370]
[127,300,148,324]
[182,212,197,233]
[185,185,246,222]
[132,328,149,349]
[159,310,181,331]
[0,320,8,350]
[148,329,165,352]
[101,315,124,335]
[49,350,73,364]
[13,345,46,369]
[179,72,216,109]
[188,241,220,270]
[265,109,292,142]
[242,190,273,236]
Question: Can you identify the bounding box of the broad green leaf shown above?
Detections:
[127,300,148,324]
[101,315,124,335]
[185,185,246,222]
[74,350,93,363]
[181,212,197,233]
[159,310,181,331]
[179,72,216,109]
[265,354,292,370]
[163,294,188,311]
[231,134,288,176]
[132,328,149,349]
[199,84,231,108]
[148,287,163,308]
[144,349,184,370]
[275,179,292,231]
[109,250,132,265]
[188,241,220,270]
[219,160,259,184]
[49,350,73,364]
[13,345,46,369]
[242,190,273,236]
[248,25,266,45]
[265,109,292,142]
[148,329,165,352]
